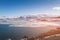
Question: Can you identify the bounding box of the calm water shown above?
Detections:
[0,24,55,40]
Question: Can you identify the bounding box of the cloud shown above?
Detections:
[53,7,60,10]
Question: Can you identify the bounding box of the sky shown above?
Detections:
[0,0,60,17]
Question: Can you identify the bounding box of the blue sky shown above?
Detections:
[0,0,60,17]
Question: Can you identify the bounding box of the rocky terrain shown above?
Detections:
[36,28,60,40]
[20,27,60,40]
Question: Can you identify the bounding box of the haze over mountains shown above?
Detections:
[0,14,60,27]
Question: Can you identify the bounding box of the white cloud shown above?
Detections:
[53,7,60,10]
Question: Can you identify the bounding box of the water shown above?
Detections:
[0,24,55,40]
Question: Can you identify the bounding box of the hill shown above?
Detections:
[36,27,60,40]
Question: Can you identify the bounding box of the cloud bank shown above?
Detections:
[53,7,60,10]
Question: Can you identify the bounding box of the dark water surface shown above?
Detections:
[0,24,55,40]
